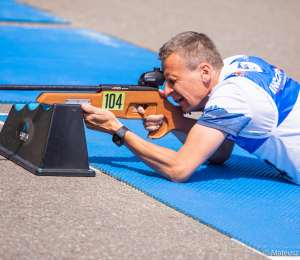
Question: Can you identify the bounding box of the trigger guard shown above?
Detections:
[147,118,168,139]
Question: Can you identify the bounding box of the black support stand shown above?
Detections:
[0,103,95,177]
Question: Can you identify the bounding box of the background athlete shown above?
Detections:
[82,31,300,184]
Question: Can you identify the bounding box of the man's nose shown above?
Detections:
[164,83,174,97]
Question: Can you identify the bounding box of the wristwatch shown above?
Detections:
[112,126,130,146]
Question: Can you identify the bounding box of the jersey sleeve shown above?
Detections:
[197,83,252,137]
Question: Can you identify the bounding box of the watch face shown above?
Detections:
[112,133,122,146]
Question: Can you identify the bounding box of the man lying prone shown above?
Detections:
[82,31,300,184]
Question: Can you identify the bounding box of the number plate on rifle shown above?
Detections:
[102,92,125,110]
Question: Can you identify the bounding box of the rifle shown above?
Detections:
[0,68,196,139]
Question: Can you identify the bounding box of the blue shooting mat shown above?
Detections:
[0,0,69,23]
[85,121,300,253]
[0,25,299,254]
[0,25,160,103]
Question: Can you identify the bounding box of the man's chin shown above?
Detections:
[181,106,192,113]
[179,102,196,113]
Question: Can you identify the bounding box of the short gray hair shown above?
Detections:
[159,31,223,71]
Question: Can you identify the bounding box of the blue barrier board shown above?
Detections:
[0,0,69,23]
[0,25,299,254]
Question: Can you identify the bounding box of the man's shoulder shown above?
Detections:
[211,76,252,100]
[222,55,246,65]
[220,55,266,82]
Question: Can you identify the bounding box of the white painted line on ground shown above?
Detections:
[231,238,267,258]
[268,257,300,260]
[231,238,300,259]
[89,165,101,173]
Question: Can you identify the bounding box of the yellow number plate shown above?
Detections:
[102,92,125,110]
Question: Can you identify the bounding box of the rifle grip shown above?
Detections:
[147,118,169,139]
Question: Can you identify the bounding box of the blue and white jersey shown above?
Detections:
[197,55,300,184]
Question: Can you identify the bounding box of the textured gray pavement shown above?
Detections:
[2,0,298,259]
[0,151,266,260]
[0,104,12,114]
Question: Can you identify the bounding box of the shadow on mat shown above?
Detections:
[187,154,291,185]
[89,154,292,185]
[89,155,166,179]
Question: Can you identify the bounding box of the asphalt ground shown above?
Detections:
[2,0,300,259]
[0,137,266,260]
[0,115,266,260]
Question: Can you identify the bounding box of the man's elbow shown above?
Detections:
[171,176,189,183]
[169,166,191,183]
[207,153,231,165]
[208,139,234,165]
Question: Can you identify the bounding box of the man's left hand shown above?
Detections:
[81,103,123,135]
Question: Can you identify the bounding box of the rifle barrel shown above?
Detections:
[0,84,159,91]
[0,85,102,91]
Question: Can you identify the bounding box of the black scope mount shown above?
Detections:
[138,67,165,87]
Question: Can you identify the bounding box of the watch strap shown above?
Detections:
[112,126,130,146]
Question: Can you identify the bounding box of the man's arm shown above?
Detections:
[82,103,228,183]
[123,124,227,182]
[138,105,234,165]
[171,129,234,164]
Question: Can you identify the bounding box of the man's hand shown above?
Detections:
[81,103,123,135]
[136,89,166,131]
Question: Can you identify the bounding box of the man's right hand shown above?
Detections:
[136,105,164,131]
[136,89,166,131]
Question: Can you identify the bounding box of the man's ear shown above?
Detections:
[199,63,211,83]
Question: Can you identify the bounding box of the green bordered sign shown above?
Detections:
[102,92,125,110]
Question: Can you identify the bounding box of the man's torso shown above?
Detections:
[197,55,300,184]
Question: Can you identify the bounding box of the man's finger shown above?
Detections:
[144,120,163,127]
[81,103,96,114]
[145,125,161,131]
[146,114,164,122]
[136,105,145,115]
[81,103,108,115]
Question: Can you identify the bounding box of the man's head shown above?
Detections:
[159,31,223,112]
[159,31,223,71]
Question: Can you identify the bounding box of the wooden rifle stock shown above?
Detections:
[0,66,197,139]
[36,90,197,139]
